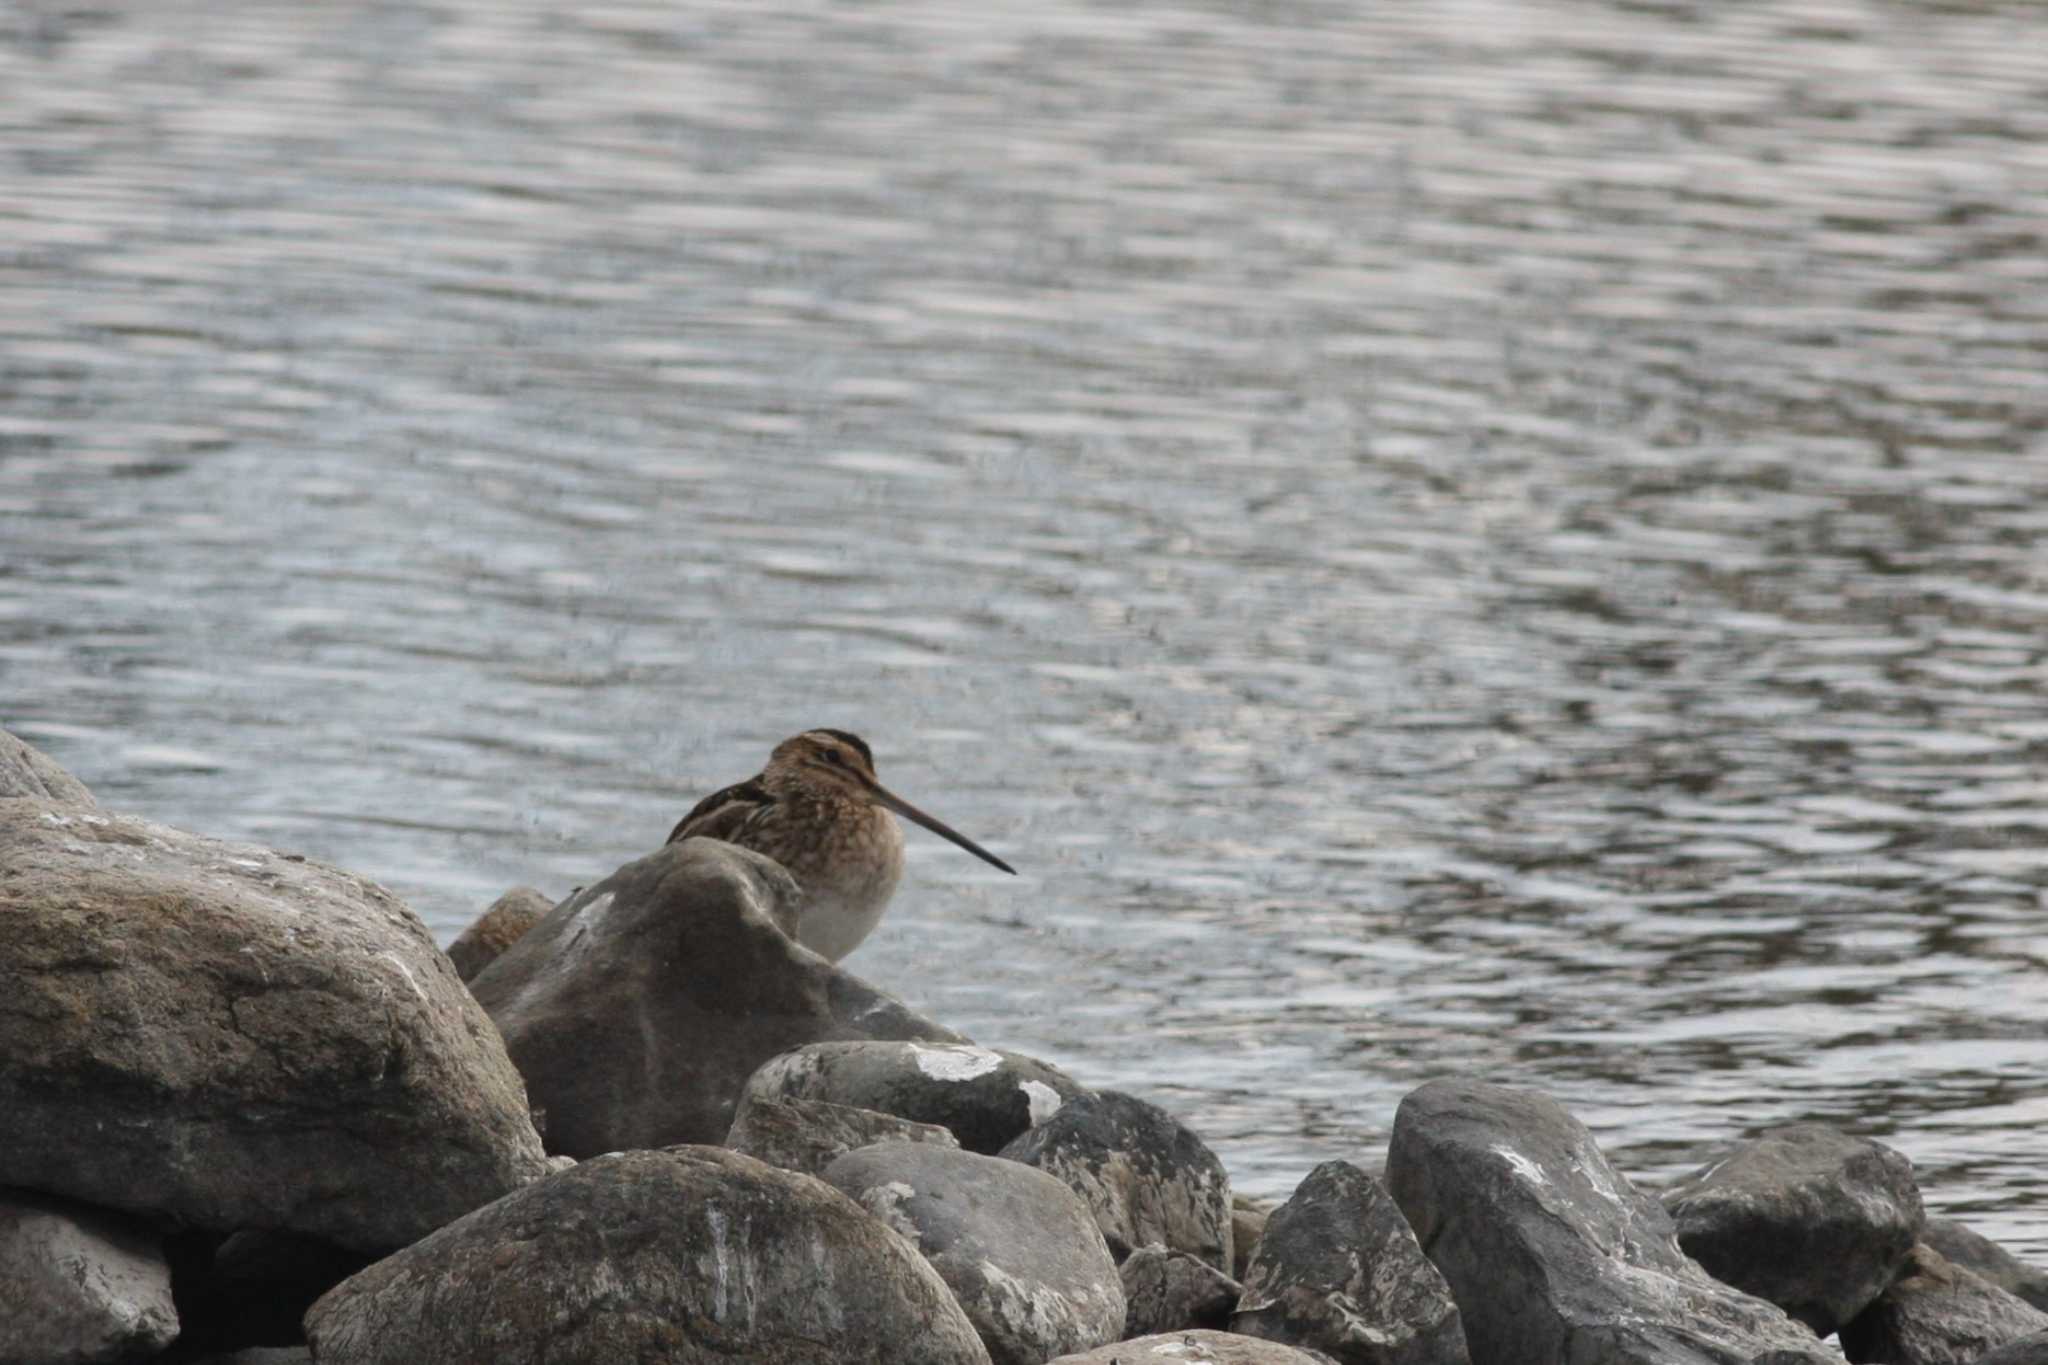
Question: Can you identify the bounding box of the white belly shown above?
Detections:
[791,819,904,962]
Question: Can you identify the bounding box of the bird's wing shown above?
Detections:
[666,776,775,846]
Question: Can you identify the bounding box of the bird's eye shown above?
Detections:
[822,748,844,765]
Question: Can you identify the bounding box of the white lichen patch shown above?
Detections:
[1494,1144,1550,1189]
[1019,1079,1065,1125]
[910,1043,1004,1083]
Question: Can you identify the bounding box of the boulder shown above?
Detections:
[445,886,553,981]
[0,1188,179,1363]
[1386,1080,1832,1365]
[467,838,965,1156]
[822,1142,1124,1365]
[1663,1123,1921,1334]
[1840,1244,2048,1365]
[306,1146,992,1365]
[1232,1160,1466,1365]
[1044,1330,1335,1364]
[1922,1219,2048,1312]
[744,1039,1086,1156]
[1120,1244,1241,1335]
[0,798,549,1252]
[0,728,96,803]
[1973,1330,2048,1365]
[999,1090,1233,1271]
[1233,1193,1273,1282]
[725,1093,959,1176]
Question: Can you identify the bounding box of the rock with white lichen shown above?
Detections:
[308,1146,992,1365]
[822,1142,1124,1365]
[741,1038,1090,1155]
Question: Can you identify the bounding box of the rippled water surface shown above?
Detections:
[6,0,2048,1255]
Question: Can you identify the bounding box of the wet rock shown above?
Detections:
[445,885,553,981]
[725,1092,959,1176]
[1232,1160,1466,1365]
[1120,1243,1241,1335]
[1386,1079,1832,1365]
[1044,1330,1335,1364]
[1664,1122,1922,1334]
[1973,1329,2048,1365]
[0,727,96,803]
[186,1350,315,1365]
[823,1142,1124,1365]
[999,1090,1234,1271]
[1923,1218,2048,1312]
[1233,1193,1273,1283]
[307,1145,991,1365]
[0,1188,179,1363]
[468,838,965,1156]
[0,799,549,1252]
[744,1038,1087,1156]
[1840,1244,2048,1365]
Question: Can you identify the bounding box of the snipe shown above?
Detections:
[666,729,1014,961]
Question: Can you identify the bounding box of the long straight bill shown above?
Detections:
[866,782,1017,875]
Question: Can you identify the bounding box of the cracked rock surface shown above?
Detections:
[0,784,549,1253]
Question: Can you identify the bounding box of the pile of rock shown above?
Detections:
[4,727,2044,1365]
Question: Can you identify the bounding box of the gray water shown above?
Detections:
[5,0,2048,1256]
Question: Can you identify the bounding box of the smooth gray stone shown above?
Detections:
[742,1037,1086,1155]
[724,1092,959,1176]
[1664,1123,1922,1335]
[1841,1244,2048,1365]
[1000,1090,1234,1271]
[445,885,553,982]
[470,838,964,1156]
[307,1146,992,1365]
[0,727,96,804]
[1233,1160,1467,1365]
[1120,1243,1241,1336]
[1386,1079,1832,1365]
[1924,1219,2048,1313]
[824,1142,1124,1365]
[1044,1330,1337,1364]
[0,798,548,1253]
[0,1189,178,1364]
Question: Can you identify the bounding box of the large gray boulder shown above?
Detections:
[744,1039,1087,1156]
[1663,1123,1922,1334]
[1386,1080,1832,1365]
[444,885,552,982]
[0,798,550,1252]
[308,1145,991,1364]
[468,839,965,1156]
[1233,1160,1467,1365]
[0,1188,179,1364]
[999,1090,1234,1271]
[1974,1330,2048,1365]
[1922,1219,2048,1313]
[1233,1193,1273,1282]
[725,1093,960,1176]
[1840,1244,2048,1365]
[1044,1331,1334,1364]
[0,728,96,803]
[823,1142,1125,1365]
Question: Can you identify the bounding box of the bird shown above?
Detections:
[665,728,1015,962]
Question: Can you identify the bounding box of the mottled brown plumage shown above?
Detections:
[666,730,1013,962]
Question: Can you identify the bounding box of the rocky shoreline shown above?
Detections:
[3,726,2044,1365]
